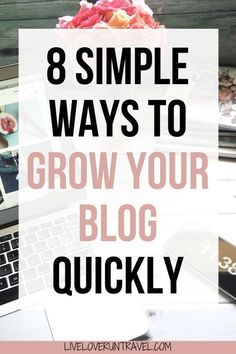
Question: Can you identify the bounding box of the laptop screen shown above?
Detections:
[0,77,19,214]
[0,68,86,226]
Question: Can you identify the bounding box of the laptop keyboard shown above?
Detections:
[0,211,92,306]
[0,232,19,305]
[0,232,19,283]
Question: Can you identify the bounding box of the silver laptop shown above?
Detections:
[0,64,148,340]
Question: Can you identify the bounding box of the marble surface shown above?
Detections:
[146,303,236,340]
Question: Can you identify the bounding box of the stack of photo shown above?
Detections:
[219,67,236,160]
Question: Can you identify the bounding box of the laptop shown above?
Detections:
[0,64,149,340]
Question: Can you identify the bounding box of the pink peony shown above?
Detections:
[95,0,137,16]
[56,16,73,29]
[56,0,162,29]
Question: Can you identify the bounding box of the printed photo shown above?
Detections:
[0,102,18,151]
[0,149,19,194]
[219,67,236,130]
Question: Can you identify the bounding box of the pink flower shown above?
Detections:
[95,0,137,16]
[131,0,153,16]
[56,16,73,29]
[56,0,162,29]
[70,6,102,28]
[129,12,160,29]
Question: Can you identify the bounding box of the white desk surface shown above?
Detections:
[146,159,236,340]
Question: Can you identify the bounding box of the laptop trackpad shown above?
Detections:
[0,307,53,340]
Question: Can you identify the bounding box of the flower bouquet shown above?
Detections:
[57,0,163,29]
